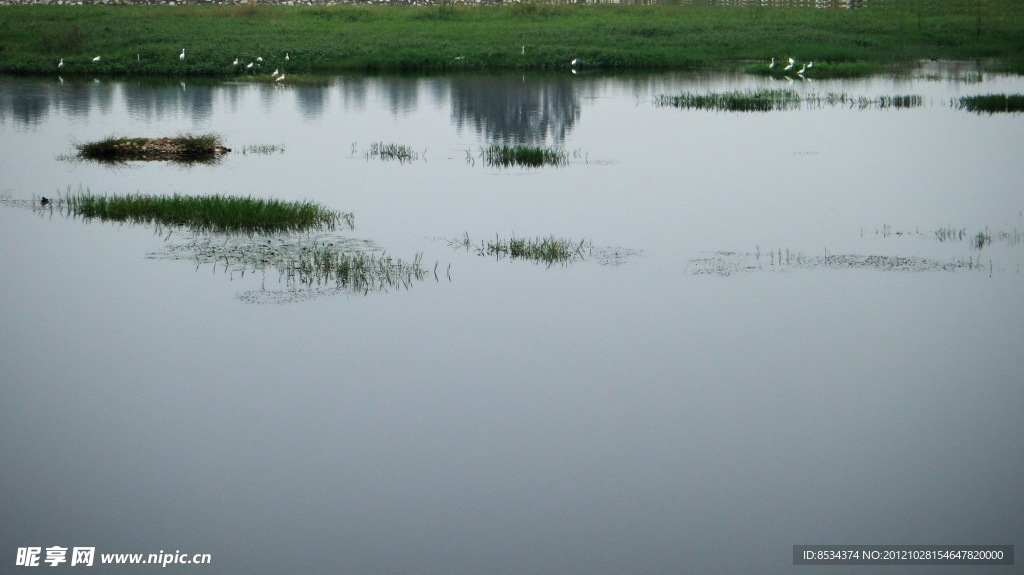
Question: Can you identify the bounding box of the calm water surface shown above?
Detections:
[2,63,1022,574]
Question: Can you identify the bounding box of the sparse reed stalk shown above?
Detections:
[452,233,588,265]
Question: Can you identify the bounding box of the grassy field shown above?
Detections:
[0,1,1021,75]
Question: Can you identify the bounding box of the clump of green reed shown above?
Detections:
[365,142,419,163]
[954,94,1024,114]
[451,233,588,265]
[65,191,350,234]
[657,89,803,112]
[74,132,228,164]
[480,144,568,168]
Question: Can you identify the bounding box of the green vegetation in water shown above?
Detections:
[657,89,923,111]
[241,143,285,156]
[954,94,1024,114]
[156,235,436,303]
[935,226,1022,249]
[658,88,803,112]
[2,2,1022,75]
[74,133,229,164]
[364,142,420,163]
[480,144,568,168]
[64,191,350,234]
[451,233,588,265]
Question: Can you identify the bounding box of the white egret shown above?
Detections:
[179,48,185,61]
[275,74,285,82]
[246,62,254,70]
[92,56,101,62]
[271,69,279,77]
[285,53,290,61]
[233,58,239,65]
[806,61,814,70]
[521,46,525,55]
[257,56,263,62]
[571,58,578,67]
[58,59,64,68]
[784,57,794,71]
[797,64,806,75]
[768,57,775,69]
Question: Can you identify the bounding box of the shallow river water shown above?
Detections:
[2,63,1022,574]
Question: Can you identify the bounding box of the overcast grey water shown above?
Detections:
[2,63,1022,574]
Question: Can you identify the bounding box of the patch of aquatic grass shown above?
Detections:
[954,94,1024,114]
[935,226,1021,249]
[75,132,228,164]
[480,144,568,168]
[65,192,349,235]
[365,142,419,163]
[451,233,588,265]
[657,90,923,112]
[241,143,285,155]
[291,247,429,293]
[658,88,802,112]
[154,235,433,302]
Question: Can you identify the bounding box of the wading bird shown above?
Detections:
[797,64,806,75]
[256,56,263,63]
[521,46,525,55]
[806,61,814,70]
[285,53,290,61]
[571,58,578,67]
[233,58,239,66]
[768,57,775,70]
[271,69,279,77]
[784,57,794,71]
[92,56,101,62]
[180,48,185,61]
[246,62,254,71]
[58,59,64,68]
[275,74,285,82]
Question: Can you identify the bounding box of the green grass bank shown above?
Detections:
[1,1,1022,75]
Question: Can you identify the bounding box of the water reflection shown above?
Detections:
[450,75,580,145]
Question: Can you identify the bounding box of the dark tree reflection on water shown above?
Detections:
[449,76,580,146]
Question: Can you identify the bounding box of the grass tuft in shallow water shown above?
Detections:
[65,191,349,234]
[365,142,419,163]
[657,88,802,112]
[75,132,228,164]
[451,233,588,265]
[480,144,568,168]
[954,94,1024,114]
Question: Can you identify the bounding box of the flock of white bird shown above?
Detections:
[768,56,814,76]
[60,50,291,83]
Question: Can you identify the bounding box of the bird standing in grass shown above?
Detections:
[233,58,239,66]
[180,48,185,61]
[285,53,290,61]
[58,59,64,69]
[92,56,101,62]
[784,57,794,71]
[275,74,285,82]
[768,57,775,70]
